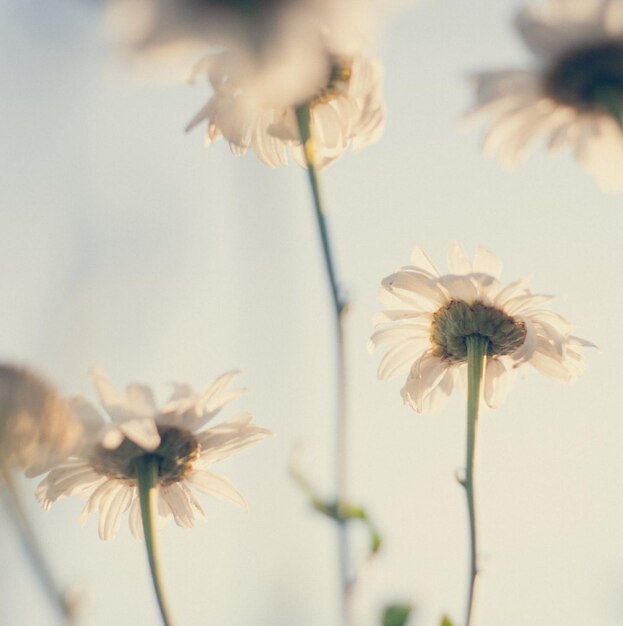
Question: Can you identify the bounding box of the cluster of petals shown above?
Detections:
[105,0,373,65]
[0,365,81,476]
[186,50,385,169]
[36,369,270,540]
[369,243,593,414]
[466,0,623,191]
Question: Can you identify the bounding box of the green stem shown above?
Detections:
[135,455,174,626]
[462,335,488,626]
[295,103,351,625]
[1,466,74,623]
[295,105,346,319]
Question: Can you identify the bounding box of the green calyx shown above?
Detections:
[430,300,526,363]
[91,425,199,486]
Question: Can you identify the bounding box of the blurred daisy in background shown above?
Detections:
[105,0,374,59]
[0,365,81,477]
[467,0,623,191]
[37,369,271,540]
[369,243,594,414]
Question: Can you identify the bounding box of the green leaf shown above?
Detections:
[382,603,411,626]
[439,616,454,626]
[289,464,383,557]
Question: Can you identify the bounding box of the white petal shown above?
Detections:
[569,335,598,349]
[368,323,431,351]
[510,317,538,364]
[118,419,161,452]
[483,358,516,409]
[472,247,503,279]
[100,427,125,450]
[129,494,143,540]
[372,310,432,324]
[439,275,479,303]
[529,339,575,382]
[160,484,197,529]
[412,366,457,414]
[382,272,447,310]
[493,278,531,308]
[406,353,449,412]
[186,470,247,509]
[99,483,132,541]
[89,368,155,422]
[125,384,157,416]
[409,247,440,277]
[447,242,472,275]
[198,421,271,465]
[376,337,431,380]
[201,370,245,412]
[503,294,554,316]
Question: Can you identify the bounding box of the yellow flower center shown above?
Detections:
[91,425,200,486]
[430,300,527,363]
[310,60,353,106]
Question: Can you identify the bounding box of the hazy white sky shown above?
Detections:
[1,1,623,626]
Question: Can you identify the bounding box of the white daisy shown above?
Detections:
[369,243,593,414]
[36,369,271,540]
[186,50,385,168]
[105,0,375,80]
[467,0,623,191]
[0,365,81,476]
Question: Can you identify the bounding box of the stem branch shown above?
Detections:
[135,455,174,626]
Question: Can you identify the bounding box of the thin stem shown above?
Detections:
[1,466,73,623]
[462,335,488,626]
[295,103,351,625]
[135,455,174,626]
[294,105,346,319]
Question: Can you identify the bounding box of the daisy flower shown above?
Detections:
[105,0,376,81]
[467,0,623,191]
[36,369,270,540]
[369,243,593,414]
[186,50,385,168]
[0,365,81,476]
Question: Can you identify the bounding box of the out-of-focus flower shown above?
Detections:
[186,51,385,168]
[369,243,593,414]
[36,369,270,540]
[105,0,375,69]
[467,0,623,191]
[0,365,81,476]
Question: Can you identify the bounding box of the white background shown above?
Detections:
[1,1,622,625]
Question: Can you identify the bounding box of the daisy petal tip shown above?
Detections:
[100,428,124,450]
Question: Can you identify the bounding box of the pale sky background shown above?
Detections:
[1,1,623,626]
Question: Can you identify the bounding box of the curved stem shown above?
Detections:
[462,335,487,626]
[295,104,351,625]
[1,466,74,623]
[135,455,174,626]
